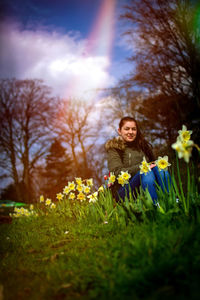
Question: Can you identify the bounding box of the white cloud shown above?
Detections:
[0,21,115,99]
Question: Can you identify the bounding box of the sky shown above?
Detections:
[0,0,133,100]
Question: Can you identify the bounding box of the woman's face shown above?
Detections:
[118,121,137,143]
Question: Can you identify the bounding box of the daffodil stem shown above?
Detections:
[187,164,190,212]
[193,143,200,152]
[176,153,187,214]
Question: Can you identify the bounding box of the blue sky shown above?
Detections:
[0,0,132,99]
[1,0,103,35]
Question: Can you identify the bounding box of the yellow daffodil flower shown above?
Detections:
[40,195,44,203]
[14,213,20,218]
[30,204,34,210]
[68,181,75,191]
[12,206,37,218]
[56,193,63,200]
[98,185,104,192]
[117,171,131,186]
[86,178,93,187]
[77,192,86,201]
[178,125,192,142]
[84,186,90,194]
[172,139,184,154]
[121,171,131,181]
[20,208,25,214]
[117,176,126,186]
[69,192,75,200]
[172,139,193,163]
[155,156,171,171]
[50,203,56,209]
[108,172,116,185]
[75,177,82,185]
[139,157,151,175]
[45,198,51,206]
[63,186,70,195]
[76,184,83,192]
[88,192,98,203]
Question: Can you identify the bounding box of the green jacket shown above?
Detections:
[105,136,149,197]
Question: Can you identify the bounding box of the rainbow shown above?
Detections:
[85,0,116,57]
[65,0,116,100]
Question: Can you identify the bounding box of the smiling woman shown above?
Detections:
[117,120,137,143]
[105,116,171,203]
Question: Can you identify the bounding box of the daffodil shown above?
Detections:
[172,139,193,163]
[117,176,126,186]
[178,125,192,142]
[63,186,70,195]
[76,184,83,192]
[171,138,184,154]
[86,178,93,187]
[117,171,131,186]
[108,172,116,185]
[84,185,91,194]
[45,198,51,206]
[139,157,151,175]
[50,203,56,209]
[14,213,20,218]
[12,206,35,218]
[30,204,34,210]
[56,193,63,201]
[98,185,104,192]
[68,181,75,191]
[69,192,75,200]
[20,207,25,214]
[155,156,171,171]
[25,211,31,217]
[121,171,131,181]
[88,192,98,203]
[77,192,86,201]
[40,195,44,203]
[75,177,82,185]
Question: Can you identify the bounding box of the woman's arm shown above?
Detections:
[107,148,140,177]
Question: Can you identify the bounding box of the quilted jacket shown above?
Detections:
[105,136,149,197]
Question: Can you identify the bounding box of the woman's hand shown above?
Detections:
[150,163,156,169]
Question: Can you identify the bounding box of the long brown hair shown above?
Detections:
[119,116,155,161]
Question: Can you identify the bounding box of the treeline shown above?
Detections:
[0,79,107,202]
[0,0,199,203]
[110,0,200,145]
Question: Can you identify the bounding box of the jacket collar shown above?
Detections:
[105,136,139,151]
[105,136,126,151]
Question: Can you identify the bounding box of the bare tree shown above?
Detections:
[55,98,104,181]
[0,79,57,202]
[117,0,200,144]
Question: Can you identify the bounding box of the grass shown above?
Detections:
[1,204,200,300]
[0,141,200,300]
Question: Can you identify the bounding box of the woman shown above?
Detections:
[105,116,171,203]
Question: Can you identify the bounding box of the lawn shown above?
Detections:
[0,126,200,299]
[1,196,200,300]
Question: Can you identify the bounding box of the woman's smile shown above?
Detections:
[118,121,137,143]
